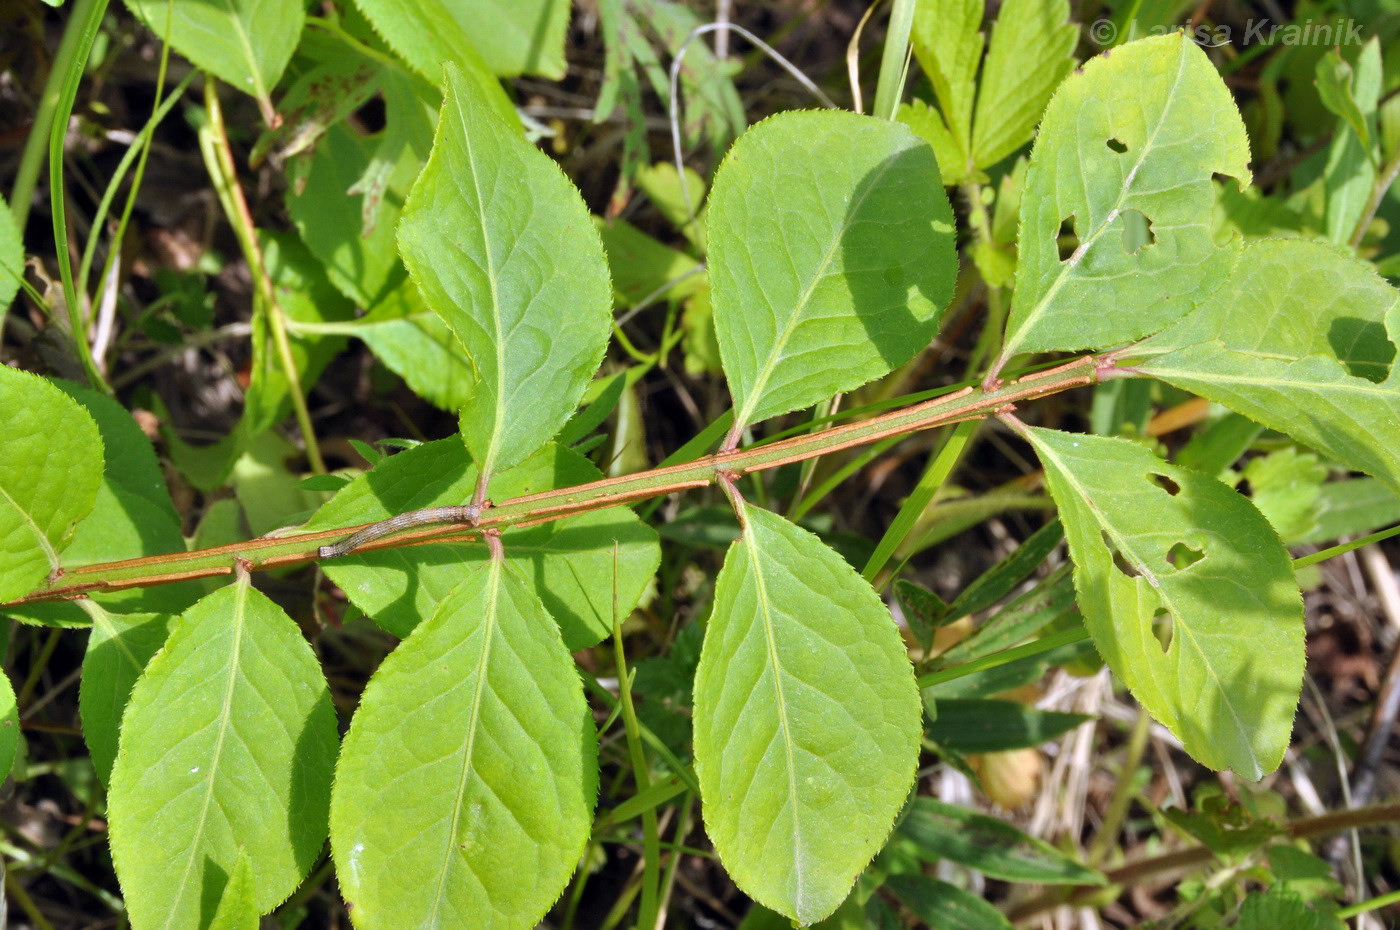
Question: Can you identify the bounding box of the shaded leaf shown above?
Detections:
[352,280,476,412]
[885,874,1013,929]
[692,503,921,924]
[926,697,1090,753]
[0,367,103,602]
[107,581,338,929]
[123,0,303,115]
[1023,427,1303,778]
[1003,34,1250,357]
[0,669,16,780]
[330,559,595,928]
[709,111,956,431]
[0,192,22,315]
[400,64,612,479]
[207,852,258,930]
[80,608,172,784]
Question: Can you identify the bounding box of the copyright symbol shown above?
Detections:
[1090,19,1117,44]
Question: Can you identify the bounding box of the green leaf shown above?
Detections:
[911,0,983,158]
[0,668,17,780]
[53,381,177,523]
[692,503,921,924]
[330,559,596,928]
[970,0,1076,170]
[897,98,969,187]
[1235,889,1340,930]
[1242,449,1328,543]
[1023,427,1303,778]
[1314,48,1371,152]
[1134,238,1400,496]
[348,280,476,412]
[122,0,303,115]
[400,64,613,479]
[350,0,520,123]
[311,439,659,650]
[207,852,258,930]
[107,581,338,929]
[1002,33,1250,357]
[0,192,22,315]
[898,797,1104,884]
[80,608,172,784]
[885,874,1013,929]
[1299,478,1400,546]
[926,697,1090,752]
[709,111,957,432]
[0,367,103,602]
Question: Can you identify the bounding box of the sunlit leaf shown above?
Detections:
[107,581,338,928]
[1003,33,1250,357]
[1023,427,1303,778]
[709,111,956,432]
[80,607,171,784]
[0,367,102,602]
[400,64,612,479]
[1134,238,1400,495]
[330,559,595,928]
[693,503,921,923]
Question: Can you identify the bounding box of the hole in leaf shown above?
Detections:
[1328,317,1396,383]
[1152,607,1174,652]
[1103,530,1141,578]
[1167,542,1205,570]
[1149,473,1181,496]
[1107,137,1128,153]
[1057,216,1079,262]
[1119,209,1155,254]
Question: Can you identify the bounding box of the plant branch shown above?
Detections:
[1008,802,1400,923]
[6,353,1110,606]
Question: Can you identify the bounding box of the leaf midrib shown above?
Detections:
[165,581,248,929]
[741,521,807,912]
[427,562,502,925]
[0,479,60,573]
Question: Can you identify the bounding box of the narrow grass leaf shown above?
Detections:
[0,669,16,779]
[898,797,1104,884]
[0,367,103,602]
[330,559,596,928]
[400,64,612,479]
[692,503,921,924]
[107,581,338,929]
[1003,33,1250,356]
[1024,427,1303,778]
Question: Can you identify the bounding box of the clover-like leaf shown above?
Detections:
[709,110,956,433]
[692,502,921,923]
[1022,427,1303,778]
[330,558,596,928]
[1002,33,1250,358]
